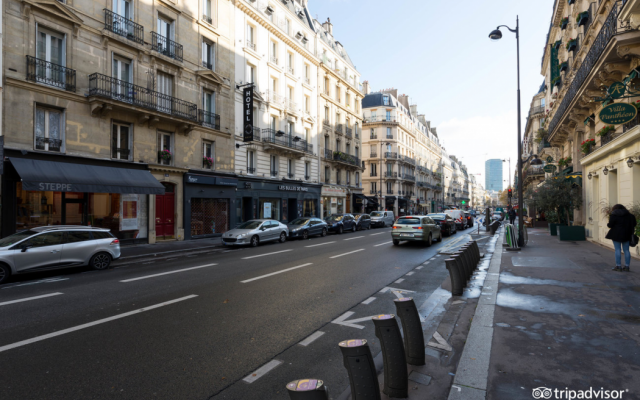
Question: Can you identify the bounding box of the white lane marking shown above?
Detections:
[0,295,197,353]
[0,292,63,307]
[374,241,392,247]
[298,331,325,347]
[241,263,312,283]
[243,360,283,383]
[332,311,380,329]
[305,241,336,248]
[344,236,365,241]
[392,291,407,299]
[380,287,415,295]
[330,249,365,259]
[121,264,217,282]
[428,331,453,352]
[369,232,385,236]
[416,266,423,270]
[2,277,68,289]
[361,297,377,305]
[242,250,293,260]
[423,261,431,265]
[406,272,415,276]
[395,278,405,283]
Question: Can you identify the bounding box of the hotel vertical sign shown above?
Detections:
[243,86,254,142]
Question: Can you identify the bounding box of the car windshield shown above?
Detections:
[353,215,363,220]
[0,230,36,247]
[236,221,263,230]
[370,212,383,217]
[326,216,343,222]
[429,214,446,220]
[397,218,421,225]
[289,218,309,225]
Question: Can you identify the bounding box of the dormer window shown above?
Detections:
[383,95,390,106]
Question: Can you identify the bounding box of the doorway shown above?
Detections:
[288,198,298,222]
[242,197,253,222]
[62,192,87,225]
[155,183,175,239]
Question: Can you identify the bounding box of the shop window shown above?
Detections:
[259,198,280,220]
[191,198,229,236]
[303,200,316,218]
[89,193,148,240]
[203,141,214,169]
[112,121,132,160]
[157,131,173,165]
[35,105,64,152]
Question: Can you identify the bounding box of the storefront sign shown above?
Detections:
[543,165,557,173]
[278,185,309,192]
[217,177,238,187]
[599,103,637,125]
[607,82,625,99]
[185,174,238,187]
[243,86,254,142]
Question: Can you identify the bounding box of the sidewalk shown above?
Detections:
[119,236,222,259]
[455,227,640,399]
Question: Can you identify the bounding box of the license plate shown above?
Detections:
[400,233,414,237]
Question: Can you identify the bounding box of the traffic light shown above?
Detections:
[462,200,466,205]
[507,189,513,198]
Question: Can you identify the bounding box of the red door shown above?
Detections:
[156,184,175,239]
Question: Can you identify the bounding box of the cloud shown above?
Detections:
[437,111,519,188]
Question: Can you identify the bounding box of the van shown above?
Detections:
[444,209,467,230]
[370,210,395,228]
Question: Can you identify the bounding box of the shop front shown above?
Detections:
[2,156,164,244]
[183,173,237,240]
[398,197,409,216]
[235,178,321,226]
[384,196,396,212]
[321,186,347,218]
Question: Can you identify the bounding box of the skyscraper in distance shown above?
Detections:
[485,159,503,192]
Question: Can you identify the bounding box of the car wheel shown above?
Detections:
[302,230,309,240]
[279,232,287,243]
[352,225,357,232]
[338,226,343,234]
[392,239,400,246]
[367,224,371,230]
[321,228,327,237]
[0,264,11,285]
[426,234,432,247]
[89,252,112,270]
[250,235,259,247]
[437,232,442,242]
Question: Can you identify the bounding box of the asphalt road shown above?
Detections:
[0,225,475,400]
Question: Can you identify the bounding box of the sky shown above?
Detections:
[307,0,555,188]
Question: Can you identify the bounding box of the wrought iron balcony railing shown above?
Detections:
[370,134,378,140]
[287,173,295,179]
[323,119,331,127]
[385,172,398,178]
[271,170,278,177]
[151,32,183,62]
[335,124,344,134]
[35,137,62,152]
[265,90,284,105]
[112,147,130,160]
[26,56,76,92]
[402,174,416,181]
[202,61,214,70]
[247,167,257,175]
[401,155,416,165]
[262,128,313,153]
[332,151,360,167]
[384,152,398,159]
[88,73,198,121]
[270,56,278,65]
[345,127,353,138]
[247,41,256,51]
[370,152,378,158]
[305,175,310,180]
[529,105,545,115]
[202,14,212,24]
[285,98,297,113]
[370,172,377,177]
[199,110,220,130]
[104,9,144,44]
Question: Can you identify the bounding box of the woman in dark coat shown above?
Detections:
[605,204,637,271]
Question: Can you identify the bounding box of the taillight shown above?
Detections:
[393,226,399,229]
[412,227,423,230]
[110,239,120,245]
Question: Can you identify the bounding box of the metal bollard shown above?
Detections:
[449,254,468,285]
[286,379,329,400]
[470,241,481,262]
[338,339,381,400]
[445,258,464,296]
[393,297,425,366]
[455,250,472,281]
[373,314,408,398]
[464,242,479,265]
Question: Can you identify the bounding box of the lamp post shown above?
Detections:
[503,158,511,203]
[379,142,391,211]
[489,17,525,247]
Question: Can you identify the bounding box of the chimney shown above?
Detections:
[410,105,418,116]
[362,80,370,95]
[322,18,333,35]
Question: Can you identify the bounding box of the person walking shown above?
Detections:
[605,204,637,271]
[508,208,517,225]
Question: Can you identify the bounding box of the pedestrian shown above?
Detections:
[605,204,637,272]
[508,208,516,225]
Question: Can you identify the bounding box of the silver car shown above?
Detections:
[222,219,289,247]
[0,226,121,284]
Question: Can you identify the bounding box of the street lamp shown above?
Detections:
[530,155,543,165]
[503,158,511,203]
[379,142,391,211]
[489,17,525,247]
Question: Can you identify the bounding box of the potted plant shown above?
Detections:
[534,128,548,144]
[566,38,577,52]
[596,125,616,137]
[203,156,213,168]
[560,17,569,29]
[560,61,568,72]
[158,149,172,163]
[527,173,583,239]
[558,156,573,167]
[553,40,562,50]
[581,138,595,154]
[552,76,562,87]
[576,11,589,27]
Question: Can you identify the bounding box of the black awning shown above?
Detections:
[385,196,396,202]
[10,158,165,195]
[366,196,379,205]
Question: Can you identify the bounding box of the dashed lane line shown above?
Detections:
[344,236,365,241]
[361,297,377,305]
[298,331,325,347]
[395,278,405,284]
[242,250,293,260]
[0,292,63,307]
[120,264,217,283]
[243,360,283,383]
[329,249,365,259]
[406,272,414,276]
[369,232,385,236]
[241,263,312,283]
[374,241,392,247]
[305,241,336,248]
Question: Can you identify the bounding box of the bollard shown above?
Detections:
[461,246,476,271]
[372,314,408,398]
[455,250,472,281]
[470,241,481,261]
[464,242,479,265]
[393,297,425,366]
[286,379,329,400]
[445,258,464,296]
[449,254,467,286]
[339,339,381,400]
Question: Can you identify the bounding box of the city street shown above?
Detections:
[0,227,475,400]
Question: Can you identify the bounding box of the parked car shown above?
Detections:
[492,213,504,222]
[464,211,474,227]
[0,226,121,285]
[370,211,395,228]
[222,219,288,247]
[391,216,442,246]
[325,214,357,234]
[445,209,467,230]
[353,214,372,231]
[287,218,328,240]
[428,213,457,236]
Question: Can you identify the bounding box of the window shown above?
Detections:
[270,77,277,93]
[36,27,65,85]
[157,72,173,113]
[372,182,377,192]
[247,150,255,174]
[35,105,64,152]
[305,96,310,113]
[346,171,351,185]
[202,90,217,127]
[386,111,391,121]
[356,172,360,187]
[66,231,92,243]
[288,86,294,103]
[157,131,173,165]
[335,139,340,152]
[383,95,389,106]
[247,24,255,50]
[324,107,329,121]
[22,232,64,248]
[336,169,341,185]
[285,18,291,35]
[270,41,278,64]
[287,52,294,74]
[157,15,174,42]
[112,121,131,160]
[324,135,329,149]
[346,92,351,108]
[346,143,351,155]
[325,166,330,182]
[355,147,359,158]
[371,111,377,120]
[324,78,330,95]
[270,155,278,177]
[336,85,340,102]
[203,0,212,23]
[113,0,132,18]
[202,39,214,70]
[203,141,214,169]
[305,128,310,143]
[287,159,294,178]
[271,115,277,130]
[246,63,255,83]
[387,127,392,139]
[541,98,546,107]
[371,163,377,175]
[305,162,310,179]
[304,64,310,84]
[387,181,393,193]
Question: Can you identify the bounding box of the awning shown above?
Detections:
[553,171,582,187]
[385,196,397,202]
[366,196,379,206]
[353,193,368,204]
[10,158,165,195]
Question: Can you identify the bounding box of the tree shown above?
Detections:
[526,173,582,224]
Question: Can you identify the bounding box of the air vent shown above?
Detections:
[295,31,303,39]
[266,5,275,14]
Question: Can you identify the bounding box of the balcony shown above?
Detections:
[286,66,294,75]
[247,41,256,51]
[202,14,212,24]
[335,124,344,135]
[104,9,144,45]
[401,174,416,182]
[370,189,378,195]
[385,172,398,179]
[202,61,214,70]
[345,127,353,138]
[88,73,198,122]
[270,56,278,65]
[524,166,545,181]
[370,172,377,177]
[262,128,313,154]
[386,134,394,140]
[151,32,184,62]
[364,115,396,124]
[26,56,76,92]
[370,133,378,140]
[537,139,552,154]
[401,155,416,165]
[271,170,278,178]
[35,137,62,152]
[331,151,360,168]
[323,119,331,127]
[384,152,398,159]
[285,98,297,113]
[198,110,220,130]
[247,167,256,174]
[287,173,295,179]
[529,105,544,115]
[265,90,285,105]
[370,152,378,158]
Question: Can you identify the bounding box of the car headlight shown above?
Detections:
[237,233,247,239]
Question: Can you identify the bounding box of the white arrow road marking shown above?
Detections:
[331,311,381,329]
[427,331,452,351]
